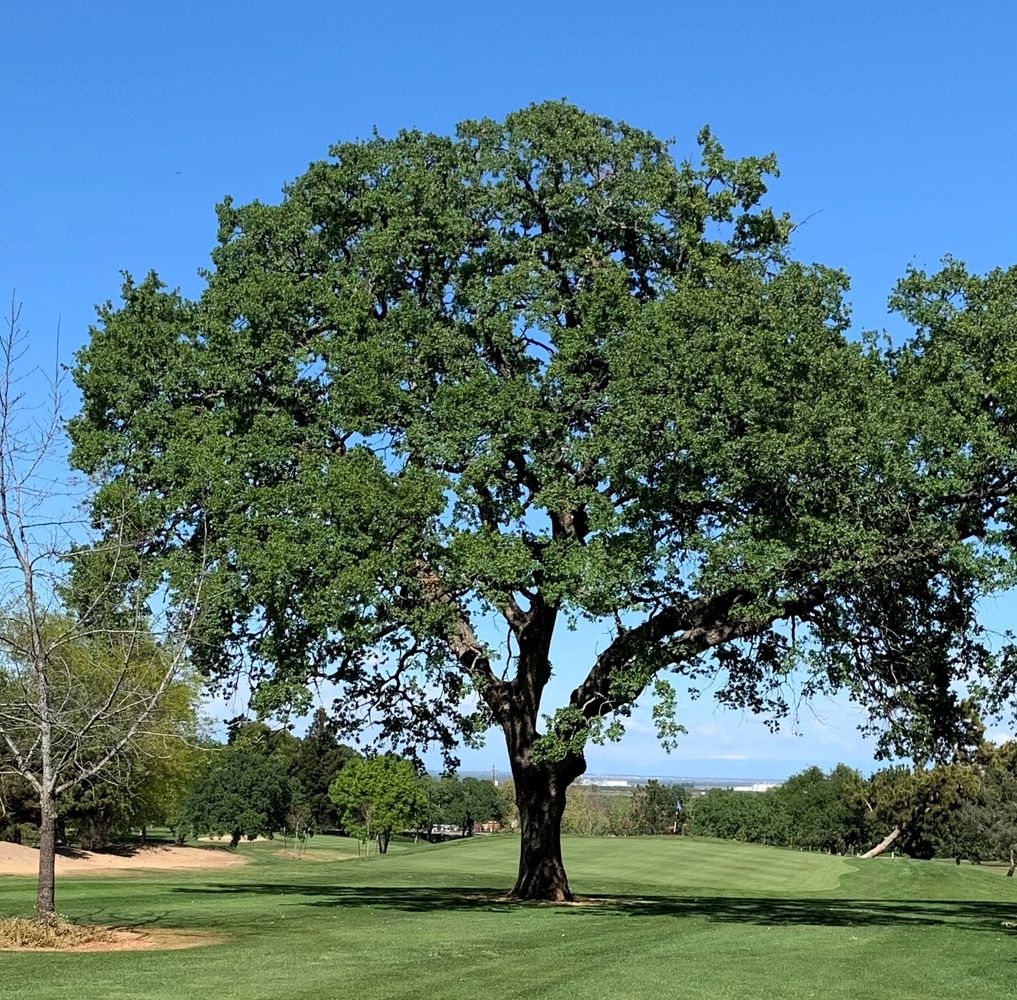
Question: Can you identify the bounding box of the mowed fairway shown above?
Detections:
[1,835,1016,1000]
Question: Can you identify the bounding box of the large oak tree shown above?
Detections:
[69,102,1017,900]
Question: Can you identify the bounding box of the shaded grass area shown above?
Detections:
[172,879,1017,931]
[1,835,1016,1000]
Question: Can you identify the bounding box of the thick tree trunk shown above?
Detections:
[377,832,390,854]
[487,611,584,901]
[36,789,57,921]
[1007,848,1015,877]
[507,753,586,901]
[229,830,241,848]
[861,825,902,859]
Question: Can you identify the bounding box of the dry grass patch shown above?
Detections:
[0,917,117,949]
[0,917,225,952]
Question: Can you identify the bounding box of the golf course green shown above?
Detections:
[1,835,1014,999]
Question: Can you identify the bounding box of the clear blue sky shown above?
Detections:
[4,1,1016,778]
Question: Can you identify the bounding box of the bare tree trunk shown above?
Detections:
[0,298,205,926]
[36,787,57,920]
[510,772,571,900]
[1007,848,1015,877]
[861,825,902,859]
[35,658,56,921]
[505,743,586,901]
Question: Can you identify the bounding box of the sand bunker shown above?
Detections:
[0,841,248,877]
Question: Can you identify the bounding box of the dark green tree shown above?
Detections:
[685,788,785,845]
[178,746,291,847]
[935,798,989,865]
[971,747,1017,874]
[418,774,448,838]
[629,780,687,835]
[775,765,866,853]
[289,709,359,831]
[0,773,37,843]
[420,774,503,836]
[460,777,505,834]
[69,102,1017,899]
[860,763,976,859]
[935,742,1017,871]
[226,714,358,832]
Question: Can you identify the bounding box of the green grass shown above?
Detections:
[2,835,1016,999]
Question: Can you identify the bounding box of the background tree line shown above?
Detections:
[4,701,513,855]
[680,747,1017,868]
[0,660,205,851]
[560,780,688,838]
[8,697,1017,873]
[173,719,512,853]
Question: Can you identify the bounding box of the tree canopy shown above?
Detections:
[60,669,204,849]
[69,101,1017,899]
[178,744,291,847]
[935,742,1017,871]
[287,709,360,831]
[328,755,427,853]
[422,774,504,836]
[629,780,687,835]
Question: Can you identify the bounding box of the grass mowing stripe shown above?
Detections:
[1,835,1015,999]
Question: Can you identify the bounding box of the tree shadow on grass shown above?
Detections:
[171,883,1017,933]
[53,842,233,860]
[52,843,147,860]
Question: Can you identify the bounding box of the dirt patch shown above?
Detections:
[274,849,355,862]
[0,918,226,953]
[0,841,248,877]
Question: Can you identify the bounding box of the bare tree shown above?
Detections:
[0,298,203,920]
